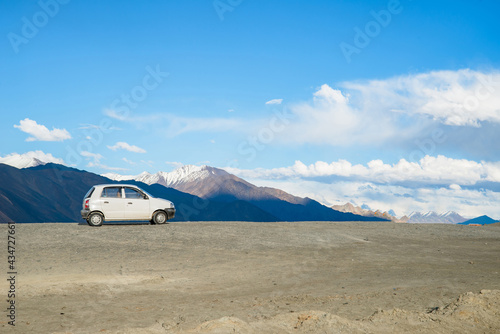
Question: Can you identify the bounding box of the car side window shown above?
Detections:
[101,187,122,198]
[124,188,146,199]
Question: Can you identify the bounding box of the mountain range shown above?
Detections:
[0,156,476,224]
[406,211,467,224]
[330,202,468,224]
[104,167,475,224]
[0,162,387,223]
[331,202,408,223]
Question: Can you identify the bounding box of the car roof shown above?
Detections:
[93,184,142,188]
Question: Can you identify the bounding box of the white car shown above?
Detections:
[81,184,175,226]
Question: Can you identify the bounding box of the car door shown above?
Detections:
[124,187,150,220]
[100,186,125,220]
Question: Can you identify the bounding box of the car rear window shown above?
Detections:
[84,187,95,199]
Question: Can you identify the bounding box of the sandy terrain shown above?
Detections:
[1,221,499,333]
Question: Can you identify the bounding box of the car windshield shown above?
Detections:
[138,188,153,198]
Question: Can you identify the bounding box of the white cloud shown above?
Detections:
[225,155,496,186]
[264,69,500,147]
[103,109,130,122]
[80,151,104,163]
[14,118,71,142]
[272,84,404,146]
[103,109,245,137]
[165,161,184,169]
[265,99,283,105]
[164,115,244,137]
[314,84,347,104]
[79,123,121,131]
[343,69,500,127]
[122,157,136,165]
[107,142,146,153]
[80,151,128,171]
[141,160,154,167]
[87,162,128,171]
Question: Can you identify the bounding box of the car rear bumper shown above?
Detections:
[166,208,175,220]
[81,209,90,220]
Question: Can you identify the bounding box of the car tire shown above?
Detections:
[152,210,167,224]
[87,212,104,227]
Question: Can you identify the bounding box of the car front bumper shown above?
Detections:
[166,208,175,220]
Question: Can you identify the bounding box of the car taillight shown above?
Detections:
[84,199,89,210]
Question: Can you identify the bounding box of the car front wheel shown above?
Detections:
[152,211,167,224]
[87,212,104,227]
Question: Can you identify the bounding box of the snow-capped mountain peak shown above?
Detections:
[0,151,64,169]
[0,155,43,169]
[408,211,420,218]
[407,210,466,224]
[441,211,460,218]
[103,164,230,187]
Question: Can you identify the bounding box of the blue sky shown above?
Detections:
[2,0,500,217]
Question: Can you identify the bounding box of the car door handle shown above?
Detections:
[104,201,109,204]
[128,202,133,204]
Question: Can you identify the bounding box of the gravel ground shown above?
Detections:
[1,221,499,333]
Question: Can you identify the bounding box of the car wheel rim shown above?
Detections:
[92,216,101,224]
[157,213,166,223]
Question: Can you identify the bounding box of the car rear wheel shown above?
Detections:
[152,211,167,224]
[87,212,104,227]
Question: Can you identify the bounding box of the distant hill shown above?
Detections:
[0,163,385,223]
[0,163,108,223]
[458,215,499,226]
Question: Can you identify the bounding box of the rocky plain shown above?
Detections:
[1,221,499,333]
